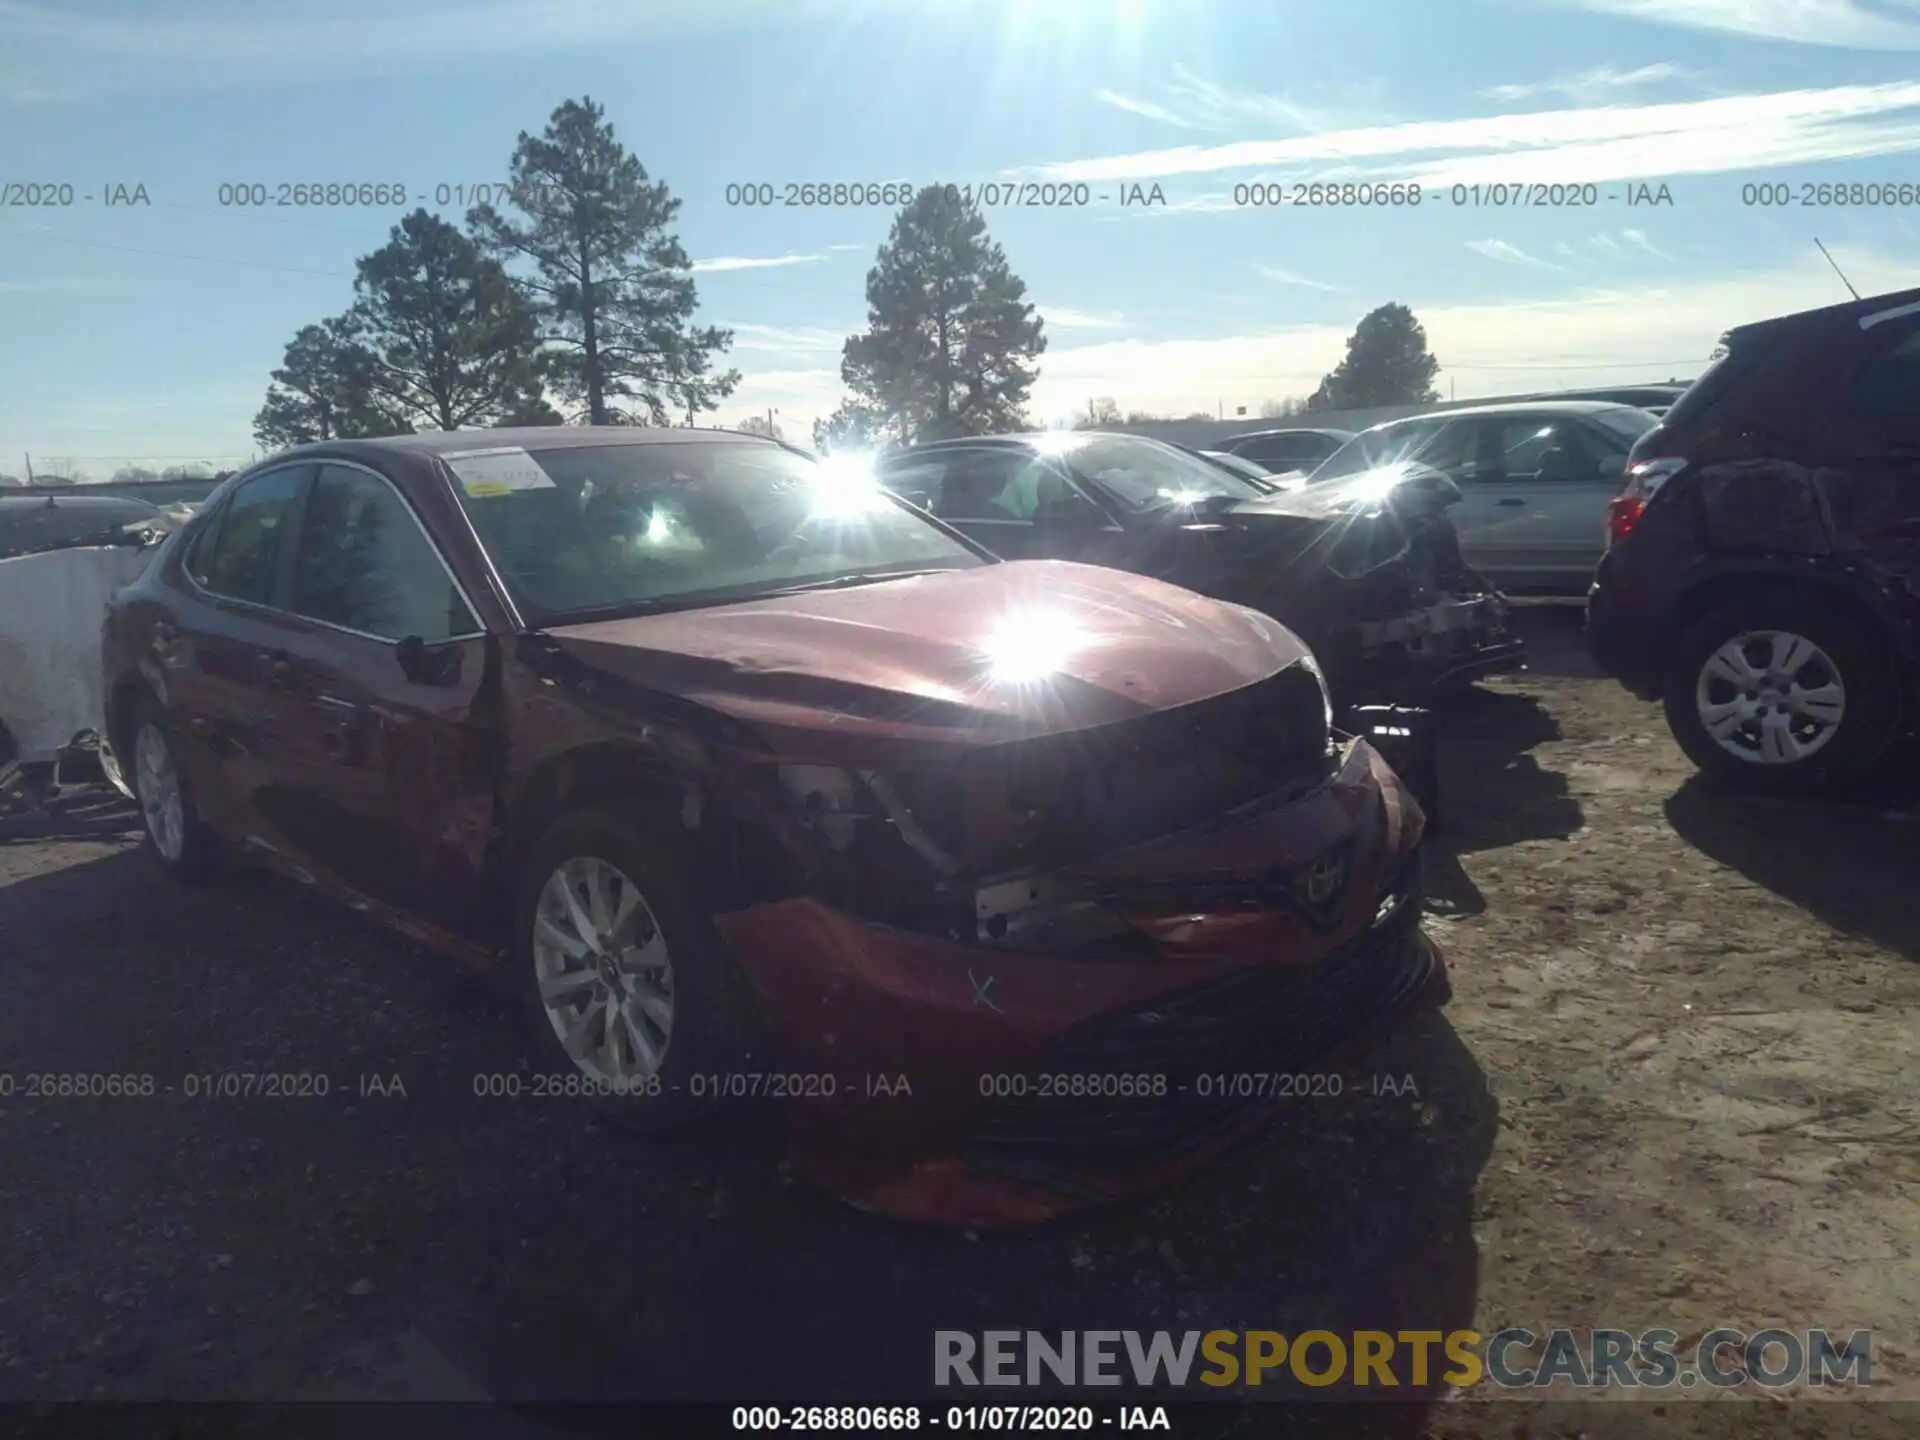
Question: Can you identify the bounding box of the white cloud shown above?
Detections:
[0,0,921,64]
[1011,81,1920,188]
[1038,306,1130,330]
[720,322,848,352]
[1620,227,1672,258]
[1093,89,1205,129]
[1481,62,1696,102]
[1092,62,1341,133]
[1557,0,1920,48]
[690,253,829,273]
[1021,246,1909,422]
[1256,265,1337,290]
[1466,239,1562,268]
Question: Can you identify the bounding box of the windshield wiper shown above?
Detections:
[749,566,961,598]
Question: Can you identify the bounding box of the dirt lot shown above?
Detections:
[1,607,1917,1437]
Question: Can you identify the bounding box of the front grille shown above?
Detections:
[896,663,1331,874]
[962,865,1431,1179]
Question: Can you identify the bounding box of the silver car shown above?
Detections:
[1308,401,1659,592]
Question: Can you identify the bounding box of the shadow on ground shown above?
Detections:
[0,836,1496,1423]
[1664,774,1920,963]
[1423,663,1585,919]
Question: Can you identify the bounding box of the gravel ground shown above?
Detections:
[1,607,1916,1438]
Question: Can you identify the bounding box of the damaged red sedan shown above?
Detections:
[100,428,1447,1225]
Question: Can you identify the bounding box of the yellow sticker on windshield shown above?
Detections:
[447,447,556,497]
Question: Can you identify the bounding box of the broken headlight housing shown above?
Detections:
[1294,651,1336,737]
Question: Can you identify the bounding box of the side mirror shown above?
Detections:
[397,634,464,687]
[1598,455,1627,483]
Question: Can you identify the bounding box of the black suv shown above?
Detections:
[1587,286,1920,794]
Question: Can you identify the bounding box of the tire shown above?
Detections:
[512,806,764,1130]
[1663,596,1899,796]
[127,698,222,883]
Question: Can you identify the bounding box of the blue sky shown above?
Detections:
[4,0,1920,477]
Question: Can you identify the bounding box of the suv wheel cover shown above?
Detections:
[1694,629,1846,766]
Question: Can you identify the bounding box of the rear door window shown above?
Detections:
[190,465,307,606]
[1475,417,1599,483]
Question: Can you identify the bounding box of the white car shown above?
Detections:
[1307,401,1660,593]
[0,495,172,799]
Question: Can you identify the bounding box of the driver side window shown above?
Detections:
[930,450,1054,522]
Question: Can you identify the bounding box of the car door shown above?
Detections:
[1810,316,1920,586]
[903,447,1080,561]
[1449,415,1615,588]
[166,464,314,841]
[262,461,497,936]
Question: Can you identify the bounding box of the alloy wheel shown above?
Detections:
[134,723,186,860]
[531,855,675,1084]
[1694,629,1846,766]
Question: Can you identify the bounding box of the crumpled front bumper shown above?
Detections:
[711,739,1450,1227]
[1345,593,1526,700]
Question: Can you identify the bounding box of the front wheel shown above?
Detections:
[512,807,763,1129]
[1663,598,1898,795]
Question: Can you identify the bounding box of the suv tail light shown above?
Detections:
[1605,457,1688,549]
[1606,494,1645,548]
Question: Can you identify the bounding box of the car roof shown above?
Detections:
[1725,284,1920,345]
[263,426,788,464]
[1222,427,1355,442]
[0,493,163,516]
[1365,400,1644,430]
[887,430,1165,456]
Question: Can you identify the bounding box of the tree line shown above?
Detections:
[253,97,739,449]
[251,97,1441,455]
[810,189,1439,449]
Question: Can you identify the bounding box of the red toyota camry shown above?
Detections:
[100,427,1447,1225]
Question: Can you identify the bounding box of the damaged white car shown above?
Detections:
[0,493,178,808]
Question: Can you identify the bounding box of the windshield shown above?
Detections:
[445,440,985,623]
[1061,435,1266,506]
[1589,406,1660,445]
[1198,450,1278,485]
[1310,419,1448,481]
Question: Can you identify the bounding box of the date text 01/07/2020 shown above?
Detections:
[719,182,1159,209]
[728,1405,1171,1432]
[1227,181,1676,208]
[210,182,566,209]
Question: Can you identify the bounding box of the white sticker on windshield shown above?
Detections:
[446,447,556,497]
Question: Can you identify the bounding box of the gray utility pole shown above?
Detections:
[23,454,32,482]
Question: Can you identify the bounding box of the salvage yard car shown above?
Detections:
[101,427,1447,1226]
[1588,286,1920,795]
[877,430,1522,711]
[1309,401,1659,593]
[0,494,173,803]
[1215,426,1355,477]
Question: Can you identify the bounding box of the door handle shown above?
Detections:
[261,649,293,683]
[1495,497,1526,507]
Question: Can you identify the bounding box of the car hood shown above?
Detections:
[1224,463,1460,522]
[541,560,1311,759]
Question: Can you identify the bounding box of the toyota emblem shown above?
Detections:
[1298,850,1348,909]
